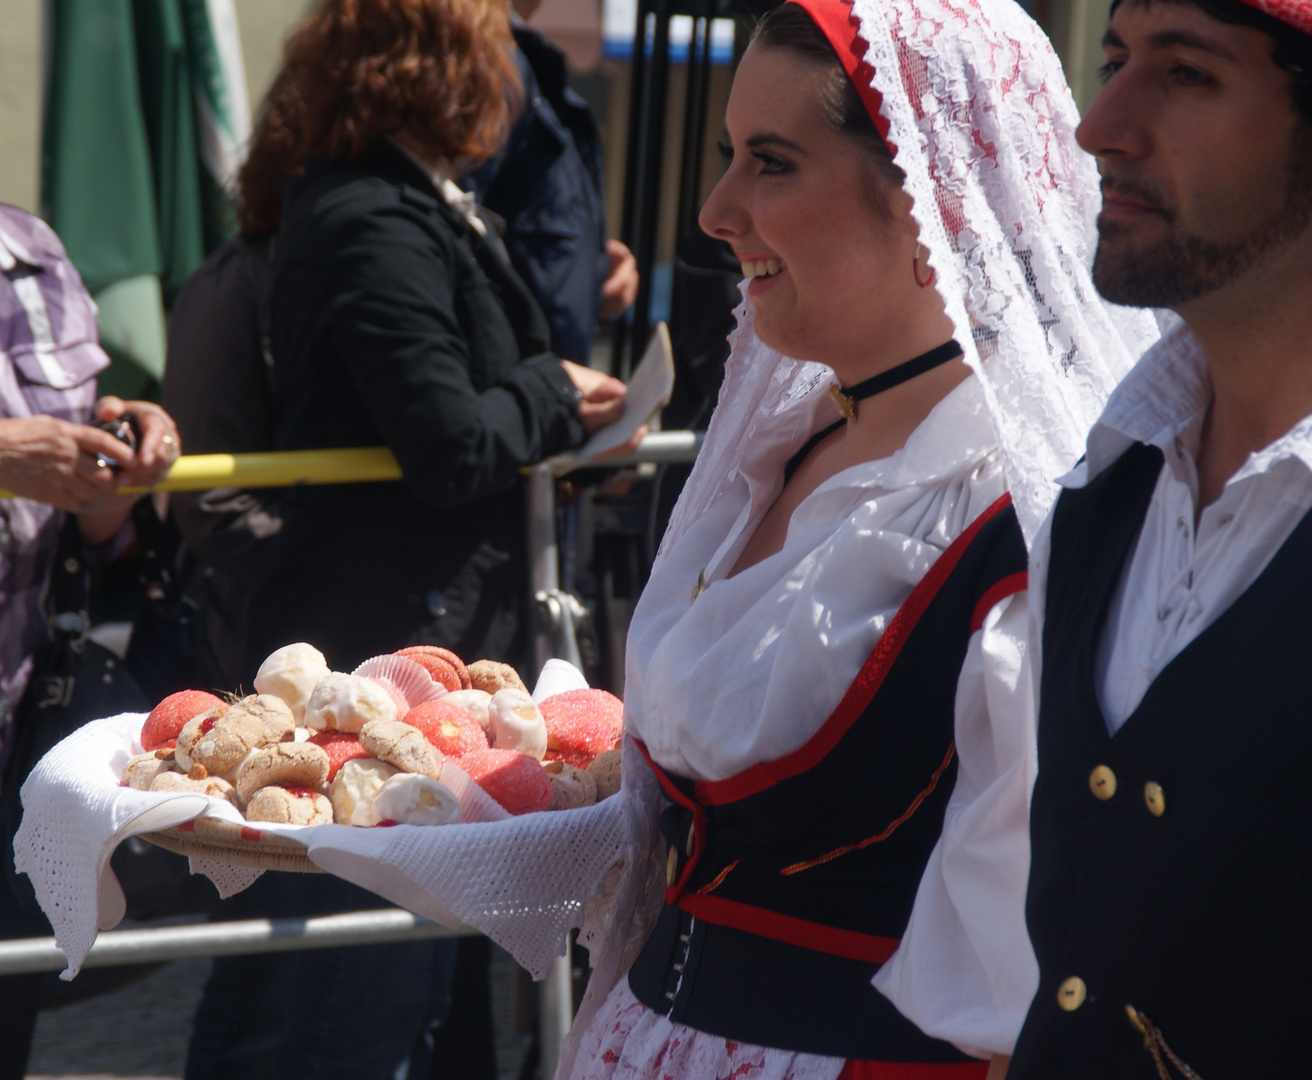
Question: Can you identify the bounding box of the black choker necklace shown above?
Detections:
[827,339,964,422]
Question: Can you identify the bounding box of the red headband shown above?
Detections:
[1238,0,1312,35]
[785,0,892,146]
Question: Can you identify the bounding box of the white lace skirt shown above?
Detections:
[568,978,847,1080]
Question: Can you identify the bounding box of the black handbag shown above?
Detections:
[1,505,224,935]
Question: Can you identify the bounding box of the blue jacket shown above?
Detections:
[466,26,610,363]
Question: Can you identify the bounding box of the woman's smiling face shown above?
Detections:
[699,43,920,370]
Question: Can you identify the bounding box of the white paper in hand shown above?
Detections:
[576,322,674,460]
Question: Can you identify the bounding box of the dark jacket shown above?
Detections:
[246,142,584,674]
[1011,441,1312,1079]
[465,24,609,362]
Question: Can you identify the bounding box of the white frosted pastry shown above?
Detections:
[444,689,493,733]
[488,689,547,760]
[304,673,397,733]
[371,773,462,826]
[329,757,399,826]
[254,643,331,724]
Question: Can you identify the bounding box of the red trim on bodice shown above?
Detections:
[632,493,1020,966]
[693,493,1015,807]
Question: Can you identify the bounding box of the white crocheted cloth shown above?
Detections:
[13,696,627,983]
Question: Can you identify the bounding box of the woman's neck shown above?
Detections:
[837,355,972,465]
[823,306,965,460]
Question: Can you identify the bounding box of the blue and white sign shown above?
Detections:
[603,0,736,63]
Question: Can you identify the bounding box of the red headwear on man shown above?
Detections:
[785,0,893,148]
[1239,0,1312,36]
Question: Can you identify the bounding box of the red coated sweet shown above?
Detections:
[307,731,372,782]
[405,700,489,758]
[539,690,624,767]
[544,749,594,770]
[396,646,469,692]
[141,690,226,752]
[368,677,411,721]
[460,749,552,814]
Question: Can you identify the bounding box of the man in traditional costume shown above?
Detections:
[1010,0,1312,1076]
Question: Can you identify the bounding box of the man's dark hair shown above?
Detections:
[1110,0,1312,122]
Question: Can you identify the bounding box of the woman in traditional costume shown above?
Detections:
[412,0,1158,1075]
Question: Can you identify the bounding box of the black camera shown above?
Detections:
[92,413,140,472]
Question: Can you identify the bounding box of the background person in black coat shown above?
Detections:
[181,2,639,1078]
[464,0,639,365]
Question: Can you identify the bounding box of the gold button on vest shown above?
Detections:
[1089,765,1117,800]
[1144,781,1166,817]
[686,821,697,856]
[1057,976,1087,1011]
[666,846,679,886]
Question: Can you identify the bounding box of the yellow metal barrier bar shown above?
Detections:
[0,447,403,499]
[0,433,702,498]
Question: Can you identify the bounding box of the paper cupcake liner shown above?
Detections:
[439,763,511,823]
[353,654,447,709]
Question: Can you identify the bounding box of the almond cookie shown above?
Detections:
[487,689,547,760]
[176,695,294,776]
[545,760,597,810]
[329,758,399,826]
[246,785,333,825]
[303,673,397,733]
[587,748,622,800]
[359,719,442,779]
[465,660,527,696]
[254,642,331,724]
[371,773,462,826]
[235,742,330,802]
[122,751,179,790]
[149,770,242,807]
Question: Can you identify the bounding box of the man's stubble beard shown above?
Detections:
[1092,125,1312,309]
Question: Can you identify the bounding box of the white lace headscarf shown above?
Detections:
[657,0,1160,555]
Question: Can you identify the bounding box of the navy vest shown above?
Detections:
[628,495,1027,1063]
[1010,442,1312,1079]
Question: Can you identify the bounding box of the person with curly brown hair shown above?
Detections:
[176,2,639,1077]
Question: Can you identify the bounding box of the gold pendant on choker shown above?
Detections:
[828,383,857,422]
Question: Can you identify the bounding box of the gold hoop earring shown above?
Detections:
[913,242,936,289]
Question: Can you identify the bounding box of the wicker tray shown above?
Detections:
[141,816,324,873]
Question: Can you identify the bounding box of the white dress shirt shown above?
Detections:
[1029,321,1312,734]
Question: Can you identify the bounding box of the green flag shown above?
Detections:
[182,0,252,252]
[41,0,249,398]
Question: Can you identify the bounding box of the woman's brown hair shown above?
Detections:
[235,0,520,239]
[749,4,905,203]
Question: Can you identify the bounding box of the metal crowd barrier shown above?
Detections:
[0,432,703,1075]
[0,909,474,976]
[526,430,704,670]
